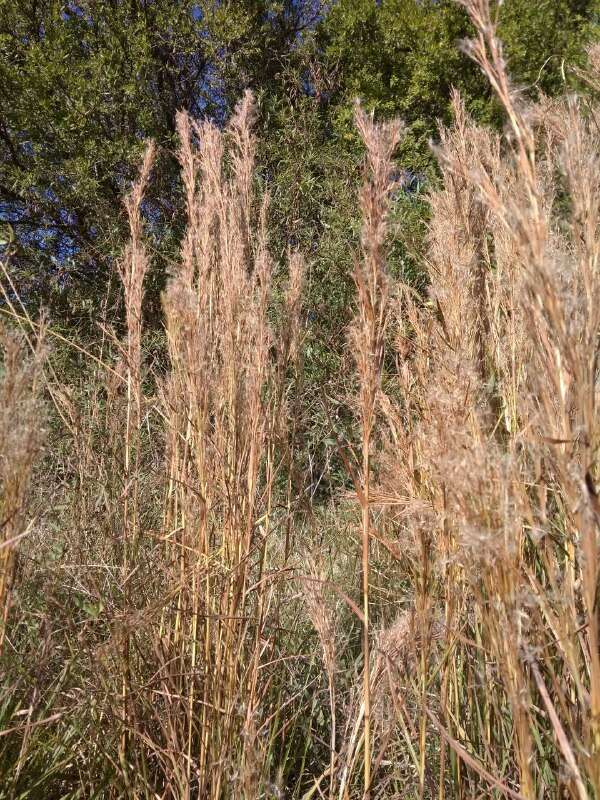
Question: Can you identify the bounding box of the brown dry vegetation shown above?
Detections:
[1,2,600,798]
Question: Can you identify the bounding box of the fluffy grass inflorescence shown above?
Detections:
[1,2,600,797]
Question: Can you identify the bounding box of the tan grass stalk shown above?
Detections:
[0,323,46,655]
[351,104,403,798]
[303,555,338,798]
[154,91,304,798]
[116,140,155,779]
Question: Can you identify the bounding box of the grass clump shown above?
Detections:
[1,3,600,797]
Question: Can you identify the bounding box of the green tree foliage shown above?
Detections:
[498,0,599,95]
[322,0,484,161]
[322,0,599,146]
[0,0,597,345]
[0,0,324,327]
[312,0,600,341]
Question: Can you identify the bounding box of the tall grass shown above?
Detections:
[1,2,600,797]
[0,325,46,655]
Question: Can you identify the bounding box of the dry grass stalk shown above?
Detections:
[0,324,45,655]
[151,91,304,798]
[350,104,404,799]
[364,3,600,796]
[3,12,600,798]
[115,140,155,782]
[303,554,338,798]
